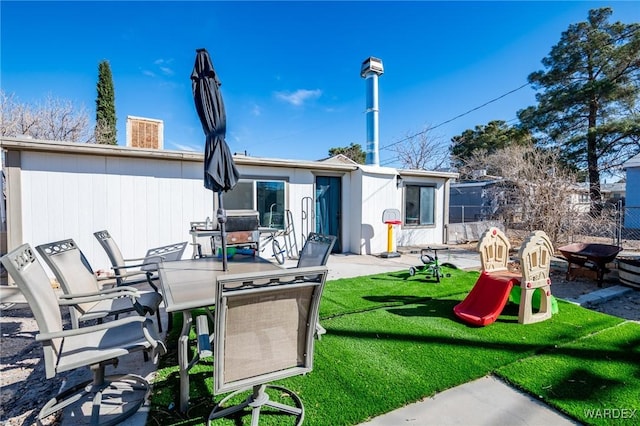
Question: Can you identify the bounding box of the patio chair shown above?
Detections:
[36,239,164,331]
[1,244,166,425]
[296,232,337,268]
[208,266,328,426]
[93,230,187,291]
[295,232,336,339]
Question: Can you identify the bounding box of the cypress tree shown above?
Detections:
[95,60,117,144]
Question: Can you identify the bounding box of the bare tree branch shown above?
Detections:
[392,127,449,170]
[0,90,94,143]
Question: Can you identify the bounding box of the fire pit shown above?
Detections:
[558,242,622,287]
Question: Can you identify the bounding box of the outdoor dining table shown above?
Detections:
[157,255,281,412]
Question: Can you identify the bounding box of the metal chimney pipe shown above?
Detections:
[360,57,384,166]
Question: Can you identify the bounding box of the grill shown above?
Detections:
[214,210,260,251]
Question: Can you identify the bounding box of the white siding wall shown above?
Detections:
[19,153,357,270]
[348,170,364,254]
[397,180,447,247]
[283,168,314,251]
[5,140,454,270]
[358,167,401,254]
[338,172,352,253]
[349,168,450,255]
[19,151,211,271]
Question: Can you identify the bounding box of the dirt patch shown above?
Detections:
[0,305,64,425]
[548,267,640,321]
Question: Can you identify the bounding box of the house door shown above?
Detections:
[315,176,342,252]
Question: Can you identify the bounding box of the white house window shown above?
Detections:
[404,185,435,226]
[257,181,285,228]
[224,180,286,229]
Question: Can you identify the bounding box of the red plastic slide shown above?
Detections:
[453,271,520,326]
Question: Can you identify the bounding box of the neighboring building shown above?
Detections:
[0,136,457,273]
[449,179,503,223]
[126,116,163,149]
[604,182,626,203]
[570,182,626,213]
[451,178,627,223]
[624,154,640,229]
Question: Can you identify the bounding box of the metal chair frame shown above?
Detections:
[208,266,328,426]
[1,244,166,425]
[36,239,164,331]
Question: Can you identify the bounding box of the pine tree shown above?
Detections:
[328,143,366,164]
[450,120,533,174]
[518,8,640,209]
[95,60,117,145]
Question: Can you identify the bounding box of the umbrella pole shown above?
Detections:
[217,192,228,271]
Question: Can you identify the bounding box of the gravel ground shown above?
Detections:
[1,306,66,425]
[1,266,639,425]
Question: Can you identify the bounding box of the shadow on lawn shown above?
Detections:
[149,314,639,425]
[360,268,478,289]
[543,368,625,401]
[150,368,214,425]
[363,295,459,320]
[325,325,639,365]
[386,271,450,282]
[150,368,299,426]
[362,294,434,304]
[361,294,521,324]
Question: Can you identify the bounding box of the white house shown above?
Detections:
[1,136,457,272]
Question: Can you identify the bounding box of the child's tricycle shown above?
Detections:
[408,247,453,283]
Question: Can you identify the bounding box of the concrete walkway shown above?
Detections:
[360,375,579,426]
[566,285,633,306]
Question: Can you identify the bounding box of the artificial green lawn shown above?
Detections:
[147,267,636,426]
[319,266,475,317]
[497,321,640,426]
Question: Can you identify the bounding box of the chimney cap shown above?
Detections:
[361,56,384,78]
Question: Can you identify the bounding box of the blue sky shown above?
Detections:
[2,1,639,166]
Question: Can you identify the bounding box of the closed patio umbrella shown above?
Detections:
[191,48,239,271]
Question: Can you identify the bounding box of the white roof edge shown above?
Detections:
[358,164,399,175]
[0,137,461,177]
[399,169,459,179]
[237,155,358,171]
[0,137,359,172]
[623,153,640,169]
[1,137,198,159]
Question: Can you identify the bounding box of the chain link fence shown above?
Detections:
[450,201,640,250]
[621,206,640,247]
